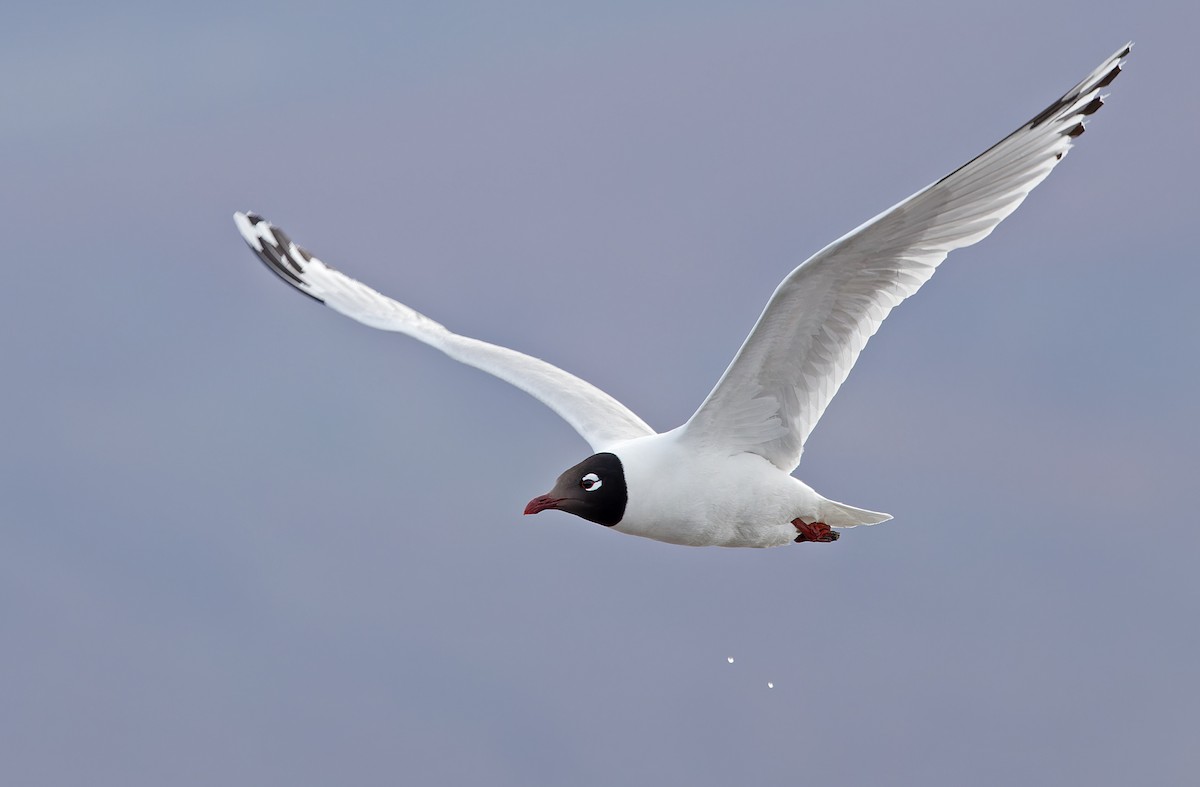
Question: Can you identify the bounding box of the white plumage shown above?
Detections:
[235,44,1129,548]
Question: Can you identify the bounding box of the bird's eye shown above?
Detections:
[581,472,602,491]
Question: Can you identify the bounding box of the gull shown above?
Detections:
[234,44,1129,548]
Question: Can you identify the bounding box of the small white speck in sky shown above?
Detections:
[727,657,734,664]
[767,682,774,689]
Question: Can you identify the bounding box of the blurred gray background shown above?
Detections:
[3,1,1196,785]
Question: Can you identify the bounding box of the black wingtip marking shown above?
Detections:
[1027,98,1065,130]
[260,243,310,289]
[1029,49,1127,131]
[268,225,293,249]
[1095,64,1122,89]
[240,215,326,304]
[268,227,307,276]
[932,47,1127,189]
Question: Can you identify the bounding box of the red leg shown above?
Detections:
[792,518,839,543]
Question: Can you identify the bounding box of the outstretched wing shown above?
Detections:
[234,212,655,451]
[680,43,1130,472]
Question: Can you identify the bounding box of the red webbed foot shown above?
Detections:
[792,519,839,543]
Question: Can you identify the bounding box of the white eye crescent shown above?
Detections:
[581,472,602,491]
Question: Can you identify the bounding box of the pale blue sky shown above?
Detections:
[2,2,1197,784]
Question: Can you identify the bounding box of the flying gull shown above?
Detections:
[234,44,1130,548]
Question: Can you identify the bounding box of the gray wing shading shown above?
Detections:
[234,212,656,451]
[680,43,1131,472]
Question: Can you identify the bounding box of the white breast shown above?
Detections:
[607,430,823,547]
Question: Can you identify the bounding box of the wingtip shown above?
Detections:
[232,211,326,303]
[233,211,269,230]
[233,210,263,251]
[1099,43,1132,86]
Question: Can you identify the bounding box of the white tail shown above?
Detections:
[820,498,893,528]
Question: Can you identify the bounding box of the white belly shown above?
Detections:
[606,431,824,548]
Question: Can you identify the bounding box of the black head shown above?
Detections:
[523,452,627,527]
